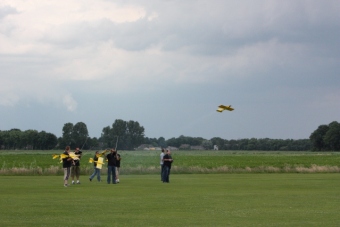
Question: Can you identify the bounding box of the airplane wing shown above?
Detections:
[68,152,80,160]
[225,106,234,111]
[216,108,224,112]
[60,154,69,159]
[52,154,60,159]
[89,157,104,169]
[96,157,104,169]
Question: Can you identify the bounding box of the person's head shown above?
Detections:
[111,149,116,154]
[95,151,99,154]
[167,149,171,154]
[65,146,70,152]
[161,148,165,153]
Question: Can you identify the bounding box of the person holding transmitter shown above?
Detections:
[162,149,173,183]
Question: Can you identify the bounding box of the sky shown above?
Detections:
[0,0,339,140]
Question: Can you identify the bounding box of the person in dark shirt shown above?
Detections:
[71,147,82,184]
[89,151,101,182]
[116,152,121,183]
[106,149,117,184]
[62,146,73,187]
[162,149,173,183]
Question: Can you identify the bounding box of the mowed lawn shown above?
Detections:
[0,174,339,226]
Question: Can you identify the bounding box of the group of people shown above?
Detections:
[89,148,121,184]
[61,147,121,187]
[62,146,174,187]
[160,148,173,183]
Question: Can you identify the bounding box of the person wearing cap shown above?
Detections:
[106,149,117,184]
[71,147,82,184]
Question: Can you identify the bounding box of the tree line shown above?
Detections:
[146,135,311,151]
[0,120,339,151]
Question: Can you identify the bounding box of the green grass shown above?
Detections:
[0,174,339,226]
[1,150,340,175]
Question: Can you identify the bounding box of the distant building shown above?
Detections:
[179,144,190,150]
[166,146,179,151]
[190,146,204,150]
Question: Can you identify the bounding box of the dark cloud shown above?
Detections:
[1,0,340,140]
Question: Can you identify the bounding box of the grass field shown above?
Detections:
[1,151,339,226]
[0,174,339,226]
[1,150,340,175]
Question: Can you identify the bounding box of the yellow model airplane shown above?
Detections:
[216,105,234,112]
[52,152,80,163]
[89,157,105,169]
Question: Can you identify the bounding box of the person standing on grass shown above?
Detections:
[162,149,173,183]
[160,148,165,182]
[106,149,117,184]
[116,152,121,183]
[71,147,82,184]
[62,146,73,187]
[89,151,101,182]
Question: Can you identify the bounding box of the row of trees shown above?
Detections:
[0,120,339,151]
[145,135,311,151]
[0,129,58,150]
[0,119,145,150]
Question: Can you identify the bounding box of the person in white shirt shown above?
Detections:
[160,148,165,182]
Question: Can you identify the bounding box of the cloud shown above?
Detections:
[62,94,77,112]
[0,0,339,139]
[0,5,18,20]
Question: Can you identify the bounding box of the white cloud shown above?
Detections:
[0,0,146,53]
[62,94,77,112]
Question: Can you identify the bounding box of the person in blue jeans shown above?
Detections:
[106,149,117,184]
[162,149,173,183]
[89,151,101,182]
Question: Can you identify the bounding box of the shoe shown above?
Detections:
[72,181,75,184]
[76,181,80,184]
[89,178,92,182]
[64,184,68,187]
